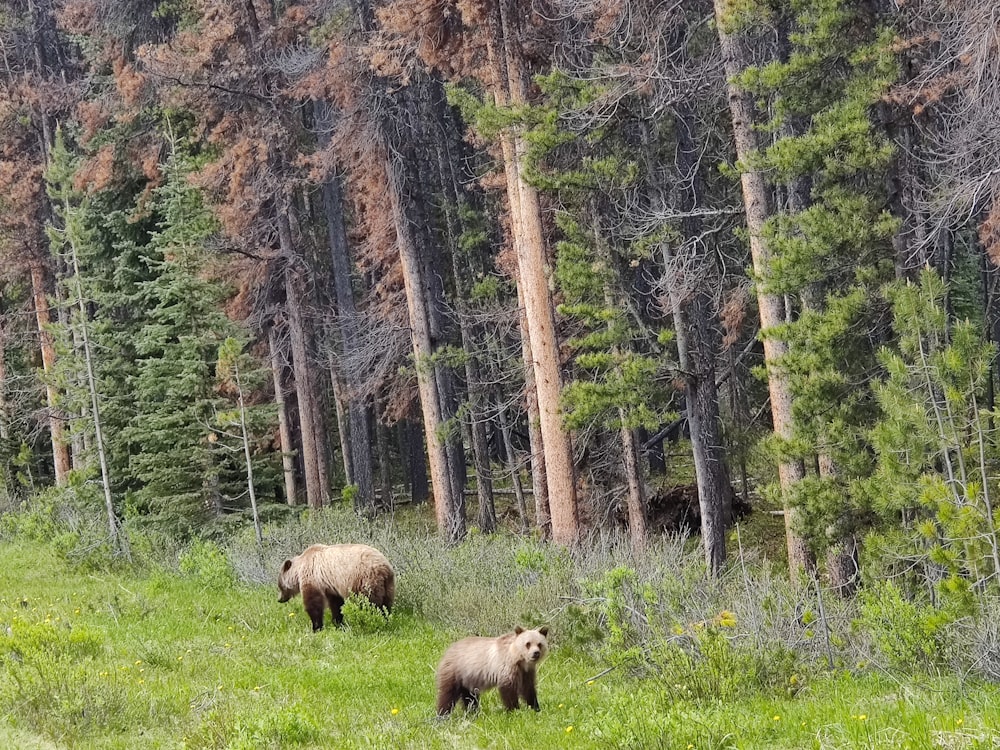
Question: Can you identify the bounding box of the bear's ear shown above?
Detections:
[281,559,293,573]
[538,626,549,637]
[514,625,524,635]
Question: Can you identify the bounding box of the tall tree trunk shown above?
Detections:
[329,367,354,485]
[269,326,299,506]
[658,106,736,575]
[69,320,87,471]
[386,151,465,540]
[484,0,578,545]
[67,226,120,553]
[30,261,70,485]
[319,113,375,512]
[376,416,393,508]
[498,402,530,532]
[620,423,648,555]
[712,3,812,576]
[278,216,326,509]
[517,284,550,536]
[433,88,497,533]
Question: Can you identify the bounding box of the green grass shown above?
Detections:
[1,538,999,749]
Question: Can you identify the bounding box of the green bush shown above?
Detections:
[341,593,392,633]
[178,539,236,589]
[856,580,958,670]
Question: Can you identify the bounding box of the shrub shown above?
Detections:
[178,539,236,589]
[856,580,959,670]
[342,593,392,634]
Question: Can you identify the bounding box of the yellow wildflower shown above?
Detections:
[391,708,400,715]
[565,726,574,733]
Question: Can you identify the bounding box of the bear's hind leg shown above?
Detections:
[436,678,461,716]
[302,585,327,632]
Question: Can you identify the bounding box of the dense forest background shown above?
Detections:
[1,0,999,602]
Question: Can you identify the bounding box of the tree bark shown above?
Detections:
[386,150,466,540]
[278,215,327,509]
[30,261,70,485]
[482,0,578,545]
[406,419,429,504]
[269,325,299,506]
[329,367,354,485]
[319,127,375,513]
[517,284,551,537]
[712,2,812,576]
[620,423,648,555]
[657,105,736,575]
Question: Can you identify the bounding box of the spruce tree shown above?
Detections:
[123,145,246,533]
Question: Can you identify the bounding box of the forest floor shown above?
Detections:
[1,529,999,749]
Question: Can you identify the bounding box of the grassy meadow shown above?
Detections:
[1,505,1000,749]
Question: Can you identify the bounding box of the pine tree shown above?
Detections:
[865,269,999,605]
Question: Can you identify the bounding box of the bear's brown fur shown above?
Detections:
[277,543,395,631]
[436,626,549,715]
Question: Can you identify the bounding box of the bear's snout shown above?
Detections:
[528,649,542,661]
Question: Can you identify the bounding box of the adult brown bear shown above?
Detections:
[277,543,395,631]
[436,626,549,715]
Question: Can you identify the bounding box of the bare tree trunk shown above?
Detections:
[712,3,812,576]
[269,326,298,506]
[232,357,263,546]
[376,416,393,508]
[30,261,70,486]
[278,216,326,509]
[386,152,465,540]
[69,320,87,471]
[517,284,550,536]
[406,419,429,504]
[319,144,375,512]
[434,97,497,532]
[498,402,529,533]
[329,367,353,485]
[484,0,578,545]
[653,105,735,575]
[620,423,647,555]
[67,229,120,553]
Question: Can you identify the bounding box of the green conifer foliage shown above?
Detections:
[865,270,999,606]
[524,73,671,435]
[124,147,250,533]
[738,0,898,555]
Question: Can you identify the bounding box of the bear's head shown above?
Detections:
[511,625,549,668]
[277,558,300,603]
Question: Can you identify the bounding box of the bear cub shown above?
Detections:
[436,626,549,715]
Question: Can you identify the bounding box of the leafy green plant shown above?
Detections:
[178,538,235,589]
[341,593,393,633]
[856,580,959,671]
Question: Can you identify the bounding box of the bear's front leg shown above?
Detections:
[302,585,327,631]
[521,677,540,711]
